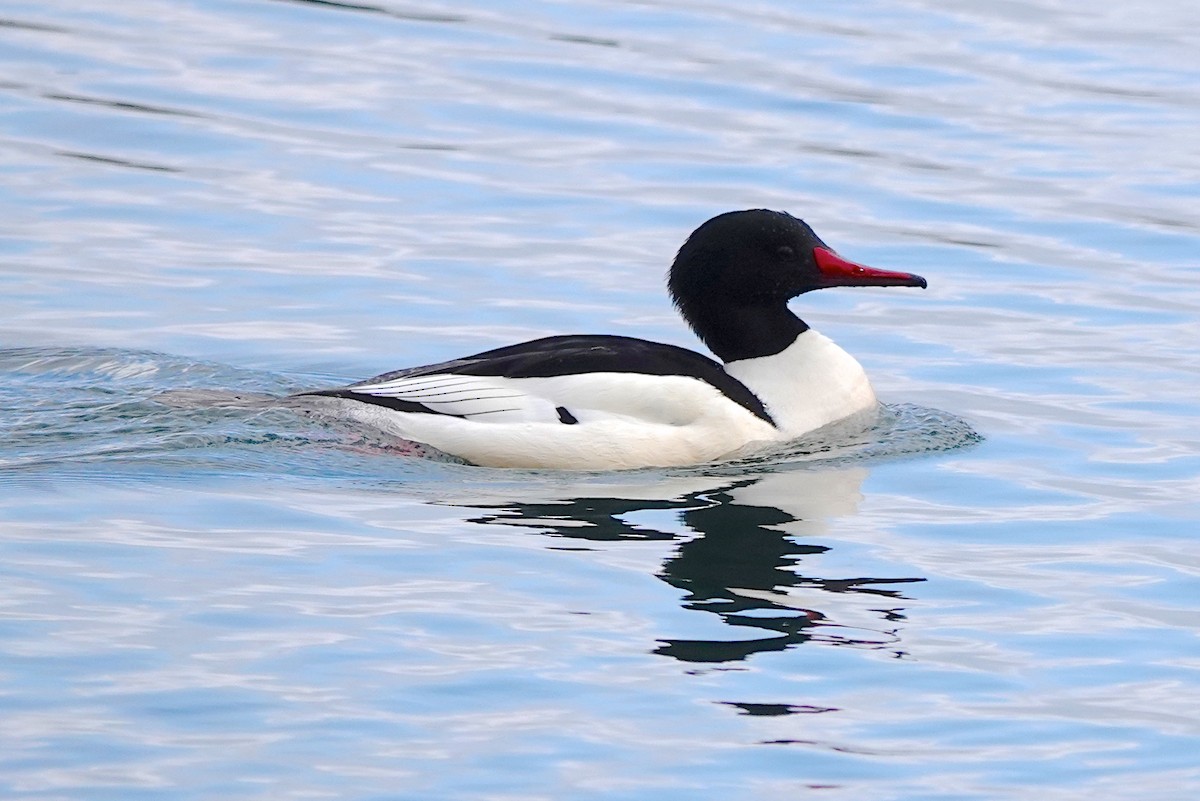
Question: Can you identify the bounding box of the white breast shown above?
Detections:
[723,329,878,437]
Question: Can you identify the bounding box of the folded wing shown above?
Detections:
[300,334,773,426]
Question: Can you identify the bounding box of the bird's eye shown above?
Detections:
[775,245,795,258]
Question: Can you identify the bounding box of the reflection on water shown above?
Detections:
[455,468,924,664]
[0,344,947,670]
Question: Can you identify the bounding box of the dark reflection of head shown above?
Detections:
[459,474,923,665]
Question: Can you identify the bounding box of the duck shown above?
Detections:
[296,209,926,469]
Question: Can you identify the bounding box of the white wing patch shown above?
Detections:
[345,370,751,427]
[348,373,559,422]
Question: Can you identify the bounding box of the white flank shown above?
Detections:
[304,371,778,470]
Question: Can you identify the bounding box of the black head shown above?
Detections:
[667,209,926,361]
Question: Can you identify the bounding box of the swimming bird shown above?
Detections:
[297,209,926,469]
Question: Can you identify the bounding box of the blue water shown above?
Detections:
[2,1,1199,799]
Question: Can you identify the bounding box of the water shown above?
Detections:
[2,1,1198,798]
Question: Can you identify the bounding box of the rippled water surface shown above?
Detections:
[2,1,1199,799]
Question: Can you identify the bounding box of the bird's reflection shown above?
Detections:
[453,467,923,665]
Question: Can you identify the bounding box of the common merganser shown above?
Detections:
[298,209,926,469]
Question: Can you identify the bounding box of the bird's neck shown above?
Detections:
[684,301,809,363]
